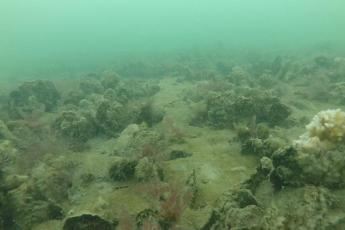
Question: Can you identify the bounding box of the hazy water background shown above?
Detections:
[1,0,345,77]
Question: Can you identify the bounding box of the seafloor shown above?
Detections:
[1,50,345,230]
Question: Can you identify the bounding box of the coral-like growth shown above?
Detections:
[295,109,345,151]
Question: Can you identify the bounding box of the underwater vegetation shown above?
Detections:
[1,50,345,230]
[203,108,345,229]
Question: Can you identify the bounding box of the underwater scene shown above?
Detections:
[1,0,345,229]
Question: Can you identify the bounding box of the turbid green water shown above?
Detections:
[1,0,345,74]
[1,1,345,230]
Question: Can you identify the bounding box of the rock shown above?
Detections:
[135,157,164,182]
[270,147,302,189]
[241,137,282,157]
[235,124,252,142]
[185,169,199,209]
[54,111,97,150]
[271,56,282,75]
[101,71,120,89]
[204,183,345,230]
[258,73,276,88]
[63,90,85,106]
[260,157,273,174]
[8,182,65,229]
[262,186,344,229]
[136,101,164,127]
[0,170,16,229]
[234,189,258,208]
[109,159,138,181]
[79,78,104,95]
[0,120,14,140]
[267,102,291,126]
[206,89,291,128]
[242,157,273,193]
[135,209,160,229]
[241,138,264,155]
[314,55,334,68]
[4,174,28,191]
[256,123,270,140]
[63,214,118,230]
[0,140,17,168]
[8,80,60,118]
[114,126,163,158]
[270,145,345,190]
[95,100,135,137]
[80,173,96,186]
[115,124,140,150]
[168,150,193,160]
[202,188,263,230]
